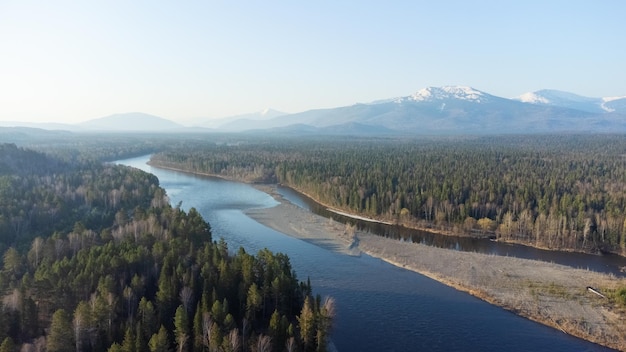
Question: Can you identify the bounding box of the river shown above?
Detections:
[118,155,613,352]
[276,187,626,277]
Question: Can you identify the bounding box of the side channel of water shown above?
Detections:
[118,155,614,352]
[276,186,626,277]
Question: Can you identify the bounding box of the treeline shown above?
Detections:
[0,144,332,352]
[150,135,626,254]
[0,143,161,253]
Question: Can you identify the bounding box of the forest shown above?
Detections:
[149,134,626,255]
[0,143,333,352]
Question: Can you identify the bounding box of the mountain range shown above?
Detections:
[3,87,625,135]
[196,108,287,131]
[233,86,626,134]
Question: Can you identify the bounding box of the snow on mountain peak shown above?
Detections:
[513,89,626,114]
[602,96,626,103]
[516,92,550,104]
[409,86,486,102]
[600,96,626,112]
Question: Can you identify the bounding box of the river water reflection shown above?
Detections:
[118,155,613,352]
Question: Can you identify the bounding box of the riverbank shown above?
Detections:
[248,184,626,351]
[148,160,624,258]
[145,161,626,349]
[246,185,361,256]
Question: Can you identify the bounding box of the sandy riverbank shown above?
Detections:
[246,185,361,256]
[247,184,626,351]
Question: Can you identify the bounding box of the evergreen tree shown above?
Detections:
[148,325,171,352]
[268,310,285,352]
[73,301,91,352]
[192,302,204,351]
[138,297,157,341]
[47,309,75,352]
[0,337,14,352]
[121,326,136,352]
[173,305,189,352]
[246,283,262,321]
[297,296,315,352]
[108,342,123,352]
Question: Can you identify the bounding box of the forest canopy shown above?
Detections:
[149,135,626,254]
[0,143,332,352]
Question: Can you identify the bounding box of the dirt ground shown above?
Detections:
[247,185,626,351]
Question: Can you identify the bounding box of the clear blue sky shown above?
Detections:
[1,1,624,124]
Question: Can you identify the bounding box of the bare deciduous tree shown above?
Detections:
[226,328,241,352]
[180,286,194,313]
[256,335,272,352]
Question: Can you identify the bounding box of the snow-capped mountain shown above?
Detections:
[514,89,626,114]
[228,86,626,135]
[6,86,624,135]
[406,86,489,103]
[602,96,626,113]
[374,86,490,105]
[515,92,550,105]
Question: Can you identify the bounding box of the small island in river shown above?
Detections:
[247,184,626,351]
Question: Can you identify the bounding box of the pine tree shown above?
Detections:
[138,297,157,341]
[148,325,171,352]
[192,302,204,351]
[173,305,189,352]
[47,309,75,352]
[297,296,315,352]
[121,326,136,352]
[246,283,262,321]
[107,343,123,352]
[73,301,91,352]
[268,310,285,351]
[156,257,177,324]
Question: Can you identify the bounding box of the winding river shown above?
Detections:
[118,155,614,352]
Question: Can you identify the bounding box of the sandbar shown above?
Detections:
[246,184,626,351]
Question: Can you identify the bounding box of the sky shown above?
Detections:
[1,1,625,124]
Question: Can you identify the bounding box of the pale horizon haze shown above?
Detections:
[1,1,625,124]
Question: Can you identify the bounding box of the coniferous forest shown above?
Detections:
[2,132,626,351]
[0,143,333,352]
[150,135,626,255]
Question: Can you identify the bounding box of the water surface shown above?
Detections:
[277,187,626,277]
[118,155,613,352]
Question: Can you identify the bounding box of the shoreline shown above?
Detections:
[324,208,395,225]
[148,160,621,257]
[146,162,626,349]
[248,184,626,351]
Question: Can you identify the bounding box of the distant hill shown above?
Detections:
[0,121,74,130]
[513,89,626,114]
[0,126,74,143]
[221,86,626,135]
[244,122,398,136]
[198,108,287,131]
[0,142,67,176]
[3,87,625,135]
[79,112,185,132]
